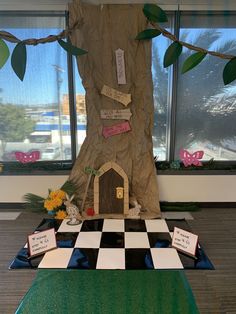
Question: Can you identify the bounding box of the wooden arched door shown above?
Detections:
[99,168,124,214]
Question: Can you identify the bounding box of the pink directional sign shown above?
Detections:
[102,121,131,138]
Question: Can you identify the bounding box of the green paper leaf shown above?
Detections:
[163,42,182,68]
[11,42,27,81]
[181,51,207,74]
[143,4,168,23]
[0,39,10,69]
[223,57,236,85]
[136,29,161,40]
[58,39,87,56]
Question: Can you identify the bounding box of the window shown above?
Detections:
[175,13,236,161]
[0,9,235,172]
[0,12,82,163]
[152,11,236,162]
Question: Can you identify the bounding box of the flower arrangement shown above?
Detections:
[23,180,76,219]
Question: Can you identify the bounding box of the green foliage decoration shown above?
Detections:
[137,3,236,85]
[58,39,87,56]
[143,3,168,23]
[0,39,10,69]
[223,57,236,85]
[23,193,45,212]
[181,52,207,74]
[11,42,27,81]
[0,3,235,85]
[23,180,76,212]
[136,29,161,40]
[164,42,183,68]
[0,26,87,81]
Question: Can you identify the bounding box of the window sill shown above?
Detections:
[0,161,72,176]
[157,169,236,175]
[156,161,236,175]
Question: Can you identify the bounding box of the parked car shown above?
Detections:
[41,146,61,160]
[64,147,71,160]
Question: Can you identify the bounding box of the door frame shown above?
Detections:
[94,161,129,215]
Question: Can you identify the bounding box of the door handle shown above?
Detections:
[116,187,124,199]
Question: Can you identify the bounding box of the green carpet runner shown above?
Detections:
[16,270,199,314]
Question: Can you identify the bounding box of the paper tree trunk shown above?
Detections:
[69,1,161,218]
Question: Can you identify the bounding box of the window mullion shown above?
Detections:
[167,10,180,162]
[66,11,77,163]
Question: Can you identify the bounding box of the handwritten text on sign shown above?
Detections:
[115,48,126,85]
[28,228,57,257]
[101,85,131,107]
[172,227,198,257]
[101,109,132,120]
[102,121,131,138]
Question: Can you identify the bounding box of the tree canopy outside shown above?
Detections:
[0,104,35,153]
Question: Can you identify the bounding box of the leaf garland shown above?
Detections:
[164,42,183,68]
[136,3,236,85]
[136,29,161,40]
[0,36,87,81]
[223,57,236,85]
[0,3,235,85]
[11,42,27,81]
[0,39,10,69]
[181,52,207,74]
[58,39,87,56]
[143,3,168,23]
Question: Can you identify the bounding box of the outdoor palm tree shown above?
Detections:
[152,29,236,159]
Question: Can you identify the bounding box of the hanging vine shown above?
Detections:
[136,4,236,85]
[0,20,87,81]
[0,3,236,84]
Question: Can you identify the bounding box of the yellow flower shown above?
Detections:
[57,190,66,199]
[49,190,66,200]
[55,210,67,219]
[53,197,63,207]
[44,199,55,211]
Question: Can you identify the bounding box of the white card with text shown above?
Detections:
[28,228,57,257]
[115,48,126,85]
[172,227,198,257]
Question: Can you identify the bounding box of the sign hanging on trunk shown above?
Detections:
[101,85,131,106]
[102,121,131,138]
[115,48,126,85]
[101,109,132,120]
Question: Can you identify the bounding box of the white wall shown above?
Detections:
[0,175,235,203]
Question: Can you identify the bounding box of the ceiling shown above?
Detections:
[0,0,233,4]
[0,0,235,11]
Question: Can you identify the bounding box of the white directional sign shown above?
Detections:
[115,48,126,85]
[101,85,131,107]
[101,109,132,120]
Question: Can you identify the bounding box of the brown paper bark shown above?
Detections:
[68,1,161,218]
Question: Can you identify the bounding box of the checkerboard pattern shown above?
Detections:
[9,218,214,270]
